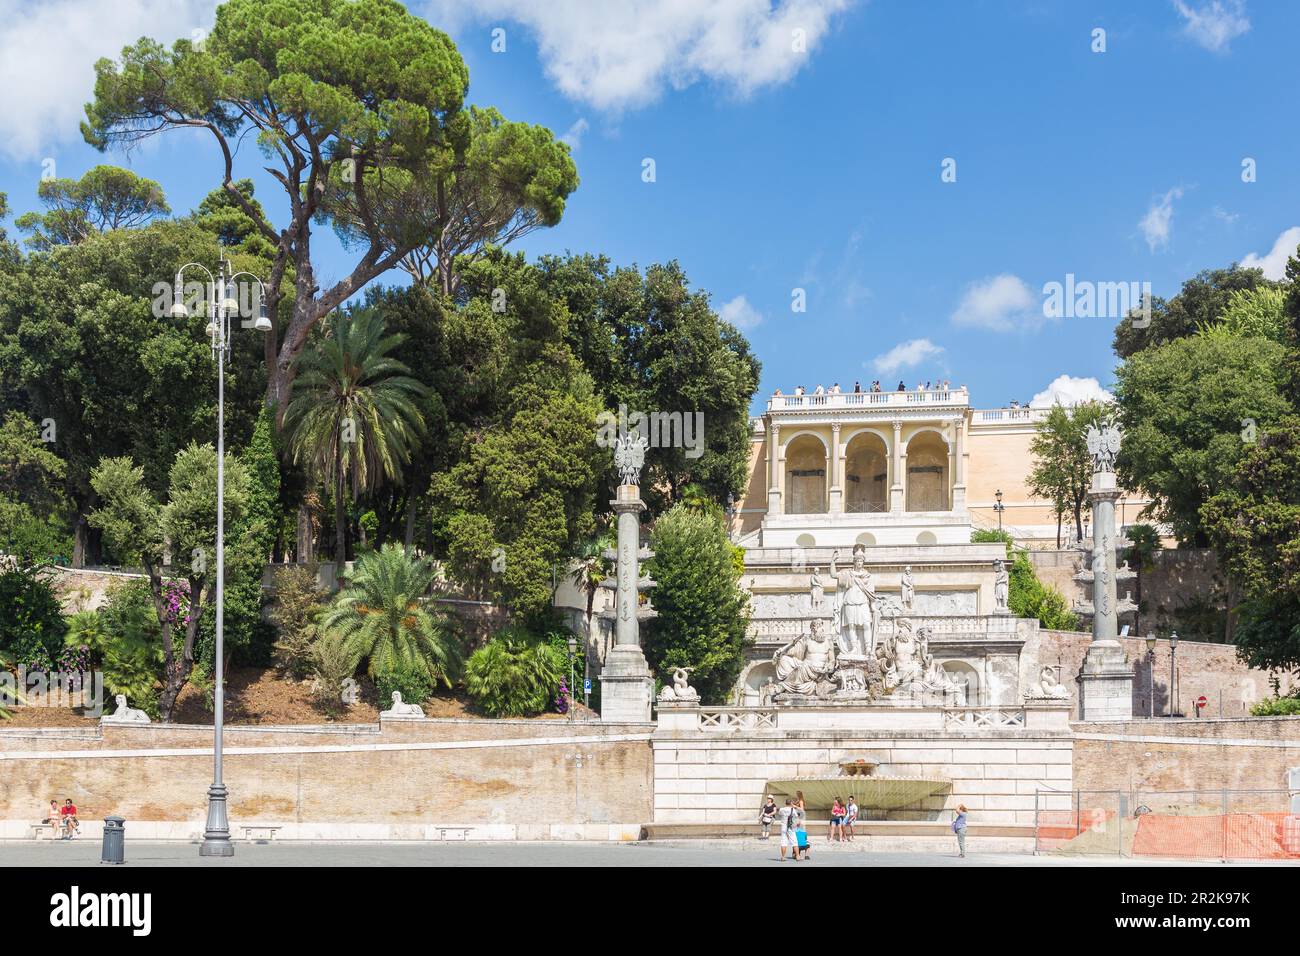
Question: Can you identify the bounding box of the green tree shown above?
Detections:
[283,309,427,562]
[0,562,66,669]
[14,165,168,250]
[1125,523,1161,634]
[1201,416,1300,673]
[429,253,603,616]
[268,564,327,679]
[1027,400,1109,544]
[0,219,267,564]
[645,503,750,703]
[569,528,615,649]
[319,543,460,684]
[1112,265,1274,359]
[1114,334,1290,545]
[66,603,163,716]
[83,0,576,414]
[87,444,252,719]
[540,256,762,513]
[0,411,71,560]
[1197,285,1289,343]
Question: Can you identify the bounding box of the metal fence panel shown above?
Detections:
[1036,789,1300,862]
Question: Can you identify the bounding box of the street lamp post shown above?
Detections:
[171,251,271,858]
[1145,632,1157,718]
[566,634,578,721]
[1168,630,1179,718]
[993,489,1005,532]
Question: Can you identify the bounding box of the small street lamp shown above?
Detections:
[171,250,270,858]
[1144,632,1157,718]
[1168,630,1179,718]
[993,489,1005,532]
[566,634,579,721]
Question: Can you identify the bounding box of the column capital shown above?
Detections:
[831,421,841,435]
[892,419,902,432]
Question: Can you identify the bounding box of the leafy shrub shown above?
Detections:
[269,564,326,679]
[0,562,66,668]
[321,544,461,685]
[1250,695,1300,717]
[83,582,165,716]
[972,531,1078,631]
[465,625,565,718]
[309,631,360,717]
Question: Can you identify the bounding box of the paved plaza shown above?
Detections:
[2,839,1260,867]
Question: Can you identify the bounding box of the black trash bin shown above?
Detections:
[101,816,125,864]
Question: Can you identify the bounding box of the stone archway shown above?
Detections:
[942,661,979,706]
[737,660,777,705]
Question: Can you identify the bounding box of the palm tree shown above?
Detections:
[569,529,614,659]
[320,544,461,685]
[284,309,428,564]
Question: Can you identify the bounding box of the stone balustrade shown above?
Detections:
[767,389,967,412]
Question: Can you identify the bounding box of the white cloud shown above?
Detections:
[718,294,763,331]
[950,274,1036,331]
[559,117,588,151]
[1240,226,1300,281]
[1139,187,1184,252]
[0,0,220,162]
[423,0,853,112]
[1173,0,1250,53]
[1030,375,1114,409]
[870,338,944,376]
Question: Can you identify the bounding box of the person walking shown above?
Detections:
[759,796,778,840]
[952,803,968,858]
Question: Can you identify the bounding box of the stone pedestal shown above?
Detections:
[600,644,654,722]
[1078,640,1135,721]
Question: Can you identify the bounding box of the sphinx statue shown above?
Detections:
[380,691,426,719]
[102,694,150,723]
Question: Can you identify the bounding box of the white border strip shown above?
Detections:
[0,732,654,762]
[1074,732,1300,749]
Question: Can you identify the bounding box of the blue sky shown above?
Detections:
[1,0,1295,414]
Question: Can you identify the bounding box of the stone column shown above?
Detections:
[951,416,967,511]
[889,420,904,513]
[600,482,655,722]
[766,423,782,517]
[828,423,843,514]
[1078,454,1135,721]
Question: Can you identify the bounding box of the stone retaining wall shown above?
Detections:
[0,718,654,840]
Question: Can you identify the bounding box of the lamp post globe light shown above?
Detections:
[993,489,1005,532]
[171,250,271,858]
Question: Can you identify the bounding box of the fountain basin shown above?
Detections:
[765,776,951,811]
